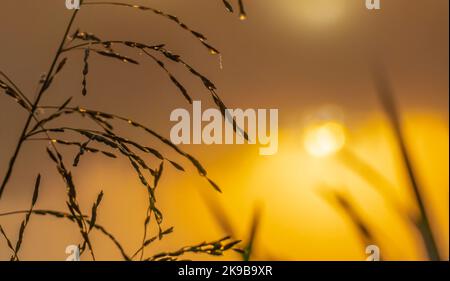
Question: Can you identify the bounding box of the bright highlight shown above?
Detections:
[304,121,346,157]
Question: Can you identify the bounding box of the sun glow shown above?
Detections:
[304,121,346,157]
[282,0,348,28]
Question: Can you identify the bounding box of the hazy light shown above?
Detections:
[281,0,347,28]
[304,121,346,157]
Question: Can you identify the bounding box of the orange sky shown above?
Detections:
[0,0,448,260]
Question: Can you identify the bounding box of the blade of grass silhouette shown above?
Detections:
[338,148,411,222]
[0,225,15,254]
[0,9,80,199]
[200,193,273,260]
[0,209,131,260]
[321,189,380,259]
[243,204,262,261]
[76,190,104,257]
[10,174,41,261]
[372,65,441,261]
[200,191,236,237]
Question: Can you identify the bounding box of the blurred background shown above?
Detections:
[0,0,448,260]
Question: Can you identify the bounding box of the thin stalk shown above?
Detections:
[373,68,441,261]
[338,148,408,218]
[61,40,162,53]
[0,10,79,199]
[0,71,32,106]
[0,209,130,261]
[140,207,152,261]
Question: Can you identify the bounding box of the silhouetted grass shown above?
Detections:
[0,0,245,261]
[372,65,441,260]
[201,191,263,261]
[321,190,379,254]
[320,67,443,261]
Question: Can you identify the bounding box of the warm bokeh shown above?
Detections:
[0,0,448,260]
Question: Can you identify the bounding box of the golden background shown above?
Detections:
[0,0,448,260]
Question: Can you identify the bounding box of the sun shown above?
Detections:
[303,121,347,157]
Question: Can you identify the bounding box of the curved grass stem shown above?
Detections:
[0,10,80,199]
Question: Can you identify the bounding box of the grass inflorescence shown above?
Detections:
[0,0,247,261]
